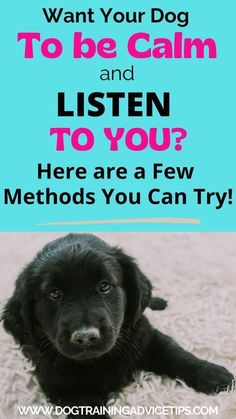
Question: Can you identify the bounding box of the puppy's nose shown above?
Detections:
[70,328,100,346]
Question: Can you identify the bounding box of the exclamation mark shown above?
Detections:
[228,189,233,205]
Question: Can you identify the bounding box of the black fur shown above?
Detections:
[2,234,234,418]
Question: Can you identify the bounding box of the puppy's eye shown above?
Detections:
[48,288,62,301]
[98,281,111,294]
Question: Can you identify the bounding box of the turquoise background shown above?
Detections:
[0,0,235,231]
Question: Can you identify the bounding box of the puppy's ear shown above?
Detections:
[112,247,152,325]
[2,267,35,346]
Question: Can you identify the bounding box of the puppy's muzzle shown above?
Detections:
[70,327,101,347]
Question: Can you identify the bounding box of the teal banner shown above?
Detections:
[1,0,235,231]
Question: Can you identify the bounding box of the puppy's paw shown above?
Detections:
[195,361,234,395]
[149,297,168,311]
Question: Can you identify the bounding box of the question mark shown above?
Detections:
[172,128,187,151]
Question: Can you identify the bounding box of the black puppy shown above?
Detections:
[2,234,234,418]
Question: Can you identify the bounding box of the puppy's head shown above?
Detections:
[2,234,151,361]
